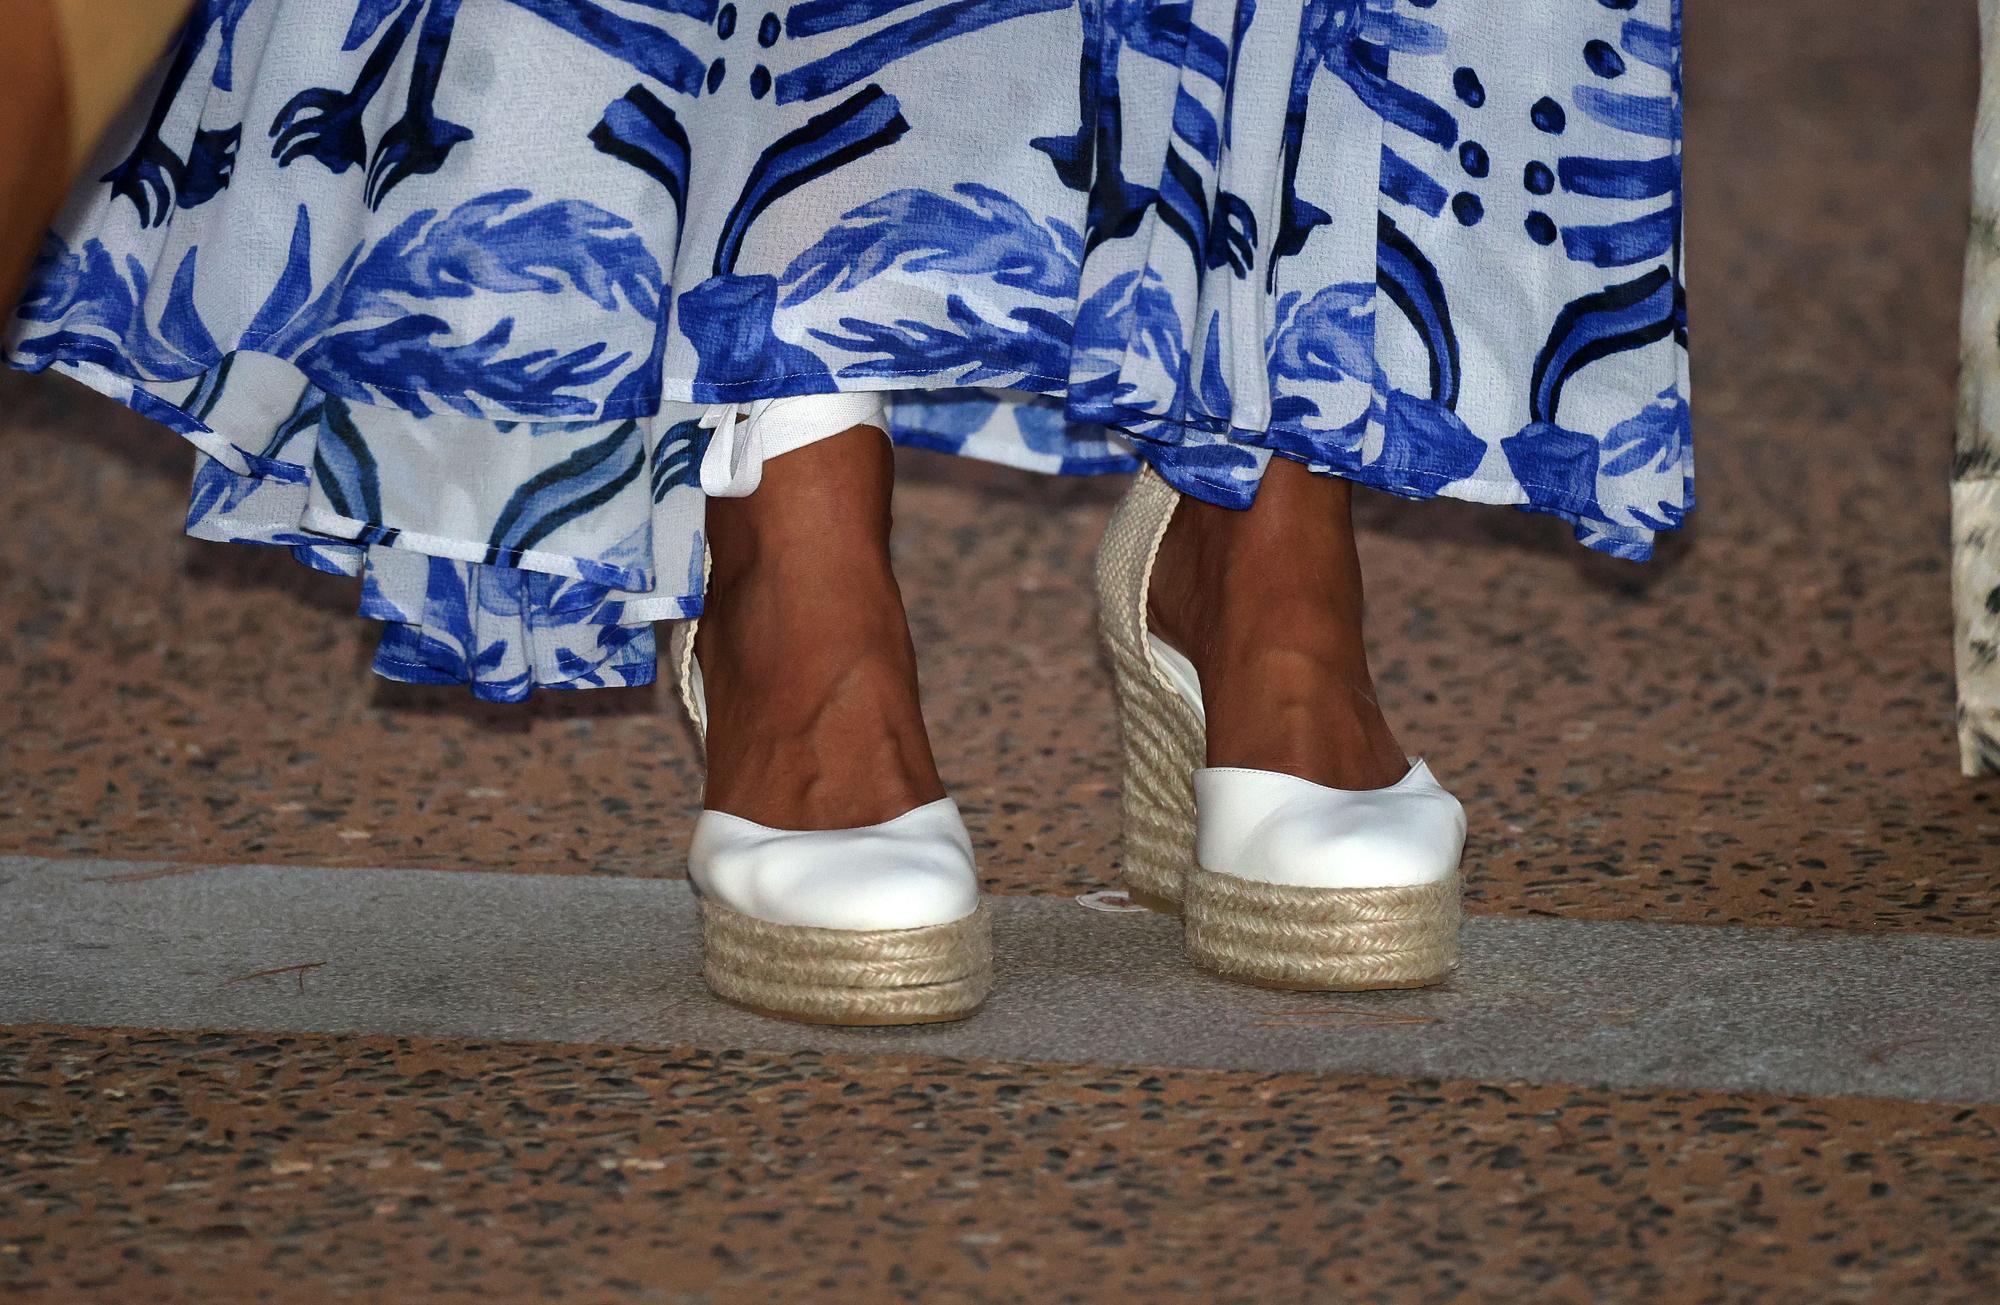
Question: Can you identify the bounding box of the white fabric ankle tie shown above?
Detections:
[697,392,890,497]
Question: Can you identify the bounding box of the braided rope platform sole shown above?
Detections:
[698,899,994,1026]
[1183,870,1462,990]
[1095,465,1462,990]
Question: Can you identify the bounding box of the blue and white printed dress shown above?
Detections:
[7,0,1688,702]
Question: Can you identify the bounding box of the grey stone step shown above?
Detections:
[1,856,1994,1103]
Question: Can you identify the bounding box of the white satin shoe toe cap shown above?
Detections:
[1193,761,1467,890]
[687,797,981,931]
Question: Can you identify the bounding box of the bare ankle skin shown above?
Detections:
[1145,456,1410,790]
[693,424,946,829]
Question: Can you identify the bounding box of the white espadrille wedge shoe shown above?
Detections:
[1095,466,1466,991]
[669,624,993,1025]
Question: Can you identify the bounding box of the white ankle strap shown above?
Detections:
[697,393,888,497]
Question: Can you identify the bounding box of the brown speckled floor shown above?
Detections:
[1,1025,1996,1304]
[2,2,1998,930]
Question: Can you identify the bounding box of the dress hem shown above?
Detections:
[9,342,1666,551]
[9,339,1671,701]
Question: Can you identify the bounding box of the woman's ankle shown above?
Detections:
[1146,462,1409,788]
[692,423,945,828]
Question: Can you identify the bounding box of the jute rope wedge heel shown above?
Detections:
[1094,471,1206,913]
[672,622,993,1025]
[1095,466,1467,991]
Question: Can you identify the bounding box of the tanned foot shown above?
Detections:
[1145,456,1411,791]
[693,424,946,830]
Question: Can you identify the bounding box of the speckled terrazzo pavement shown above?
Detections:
[1,1026,1996,1304]
[1,2,1997,930]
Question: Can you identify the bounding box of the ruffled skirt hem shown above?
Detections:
[9,332,1681,699]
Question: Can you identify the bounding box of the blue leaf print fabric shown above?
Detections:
[7,0,1688,702]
